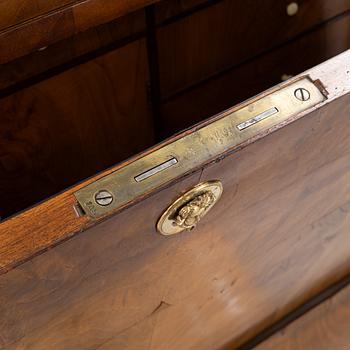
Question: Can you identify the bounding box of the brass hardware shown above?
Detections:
[74,77,326,219]
[294,88,310,101]
[95,190,114,206]
[157,181,223,235]
[286,2,299,16]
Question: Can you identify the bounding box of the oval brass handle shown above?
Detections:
[157,181,223,236]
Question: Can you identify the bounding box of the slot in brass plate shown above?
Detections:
[74,77,326,219]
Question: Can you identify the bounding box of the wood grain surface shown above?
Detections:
[154,0,211,23]
[160,12,350,136]
[1,2,350,349]
[156,0,350,97]
[0,9,146,91]
[0,0,160,64]
[0,53,349,349]
[0,39,153,219]
[0,49,349,274]
[0,0,77,31]
[255,283,350,350]
[200,94,350,350]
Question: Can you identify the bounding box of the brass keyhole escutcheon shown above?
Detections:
[157,181,223,236]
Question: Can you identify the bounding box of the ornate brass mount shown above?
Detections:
[157,181,223,235]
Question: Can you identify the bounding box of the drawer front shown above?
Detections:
[255,279,350,350]
[0,0,157,64]
[156,0,350,97]
[0,52,350,349]
[0,9,146,91]
[160,10,350,136]
[0,39,153,219]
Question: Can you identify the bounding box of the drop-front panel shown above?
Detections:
[0,53,350,350]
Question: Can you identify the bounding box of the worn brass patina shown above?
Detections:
[74,77,326,219]
[157,181,223,235]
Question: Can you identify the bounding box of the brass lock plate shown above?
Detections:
[157,181,223,235]
[74,77,326,219]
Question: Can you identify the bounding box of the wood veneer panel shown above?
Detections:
[0,171,203,349]
[160,13,350,137]
[0,0,160,64]
[0,50,348,278]
[0,53,349,349]
[0,39,154,219]
[157,0,350,97]
[0,0,74,31]
[0,10,146,91]
[198,95,350,350]
[255,283,350,350]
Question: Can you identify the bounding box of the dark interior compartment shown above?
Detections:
[1,0,349,219]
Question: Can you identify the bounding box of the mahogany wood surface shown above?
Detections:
[160,11,350,136]
[0,1,348,219]
[0,0,76,31]
[0,53,349,349]
[0,9,146,91]
[0,1,350,348]
[0,51,348,275]
[0,0,160,64]
[156,0,350,97]
[1,0,349,67]
[154,0,210,23]
[200,95,350,350]
[255,283,350,350]
[0,39,154,219]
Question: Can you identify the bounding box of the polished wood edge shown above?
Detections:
[233,273,350,350]
[0,50,349,275]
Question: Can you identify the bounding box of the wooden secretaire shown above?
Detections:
[1,1,350,349]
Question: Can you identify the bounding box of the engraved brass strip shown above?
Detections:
[75,77,326,219]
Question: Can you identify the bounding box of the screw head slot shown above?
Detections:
[294,87,310,101]
[95,190,113,206]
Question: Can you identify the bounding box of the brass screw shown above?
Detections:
[95,190,113,206]
[294,88,310,101]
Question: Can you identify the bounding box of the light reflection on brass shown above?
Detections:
[74,77,325,219]
[157,181,223,235]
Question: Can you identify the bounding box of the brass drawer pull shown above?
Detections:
[157,181,223,236]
